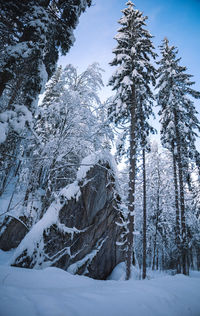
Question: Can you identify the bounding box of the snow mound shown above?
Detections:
[0,263,200,316]
[108,262,140,280]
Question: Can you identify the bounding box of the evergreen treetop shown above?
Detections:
[157,38,200,165]
[109,1,156,149]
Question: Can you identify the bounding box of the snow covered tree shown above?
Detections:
[22,63,110,214]
[134,142,177,272]
[0,0,92,142]
[109,1,156,280]
[157,38,200,275]
[0,0,92,215]
[185,166,200,270]
[0,61,111,238]
[142,147,147,279]
[119,142,177,273]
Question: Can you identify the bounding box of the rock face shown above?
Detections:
[12,160,124,280]
[0,216,28,251]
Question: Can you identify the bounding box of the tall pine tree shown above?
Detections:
[157,38,200,275]
[109,1,156,280]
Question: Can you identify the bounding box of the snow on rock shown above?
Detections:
[59,180,81,202]
[10,150,122,279]
[77,149,118,182]
[10,179,81,265]
[67,237,108,275]
[11,199,62,264]
[0,263,200,316]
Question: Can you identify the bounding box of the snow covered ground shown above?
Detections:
[0,251,200,316]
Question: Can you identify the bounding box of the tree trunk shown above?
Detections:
[197,246,200,271]
[162,247,165,270]
[174,109,188,275]
[152,210,158,271]
[126,87,136,280]
[0,137,21,197]
[156,247,159,270]
[172,150,181,273]
[7,76,23,109]
[152,163,160,270]
[142,149,147,279]
[0,70,12,97]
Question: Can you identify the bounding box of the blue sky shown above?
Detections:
[58,0,200,146]
[59,0,200,92]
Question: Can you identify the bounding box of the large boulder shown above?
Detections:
[0,216,28,251]
[11,152,124,279]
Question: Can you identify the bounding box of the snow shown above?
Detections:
[0,122,7,143]
[117,53,128,62]
[38,62,48,97]
[114,32,128,40]
[0,254,200,316]
[132,69,139,77]
[108,262,140,280]
[122,76,132,86]
[60,180,80,202]
[76,150,118,182]
[131,47,136,55]
[119,16,128,25]
[5,43,32,60]
[11,199,62,263]
[0,105,33,143]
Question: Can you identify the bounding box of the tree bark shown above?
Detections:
[142,149,147,279]
[152,210,158,271]
[152,167,160,271]
[126,87,136,280]
[172,149,181,273]
[0,70,13,97]
[174,109,188,275]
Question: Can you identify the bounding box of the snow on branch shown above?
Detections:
[0,105,33,143]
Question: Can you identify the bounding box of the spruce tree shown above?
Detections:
[0,0,92,141]
[157,38,200,275]
[109,1,156,279]
[0,0,92,99]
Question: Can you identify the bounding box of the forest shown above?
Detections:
[0,1,200,315]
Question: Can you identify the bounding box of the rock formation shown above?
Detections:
[0,216,28,251]
[9,152,124,279]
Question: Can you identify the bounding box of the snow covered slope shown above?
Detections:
[0,260,200,316]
